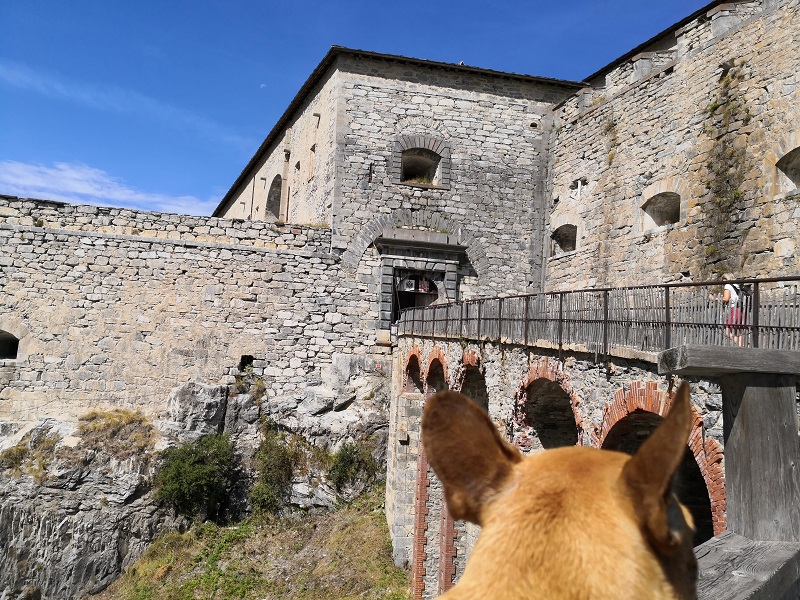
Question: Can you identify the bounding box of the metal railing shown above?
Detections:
[397,277,800,356]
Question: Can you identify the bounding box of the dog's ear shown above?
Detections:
[621,381,694,552]
[422,391,521,525]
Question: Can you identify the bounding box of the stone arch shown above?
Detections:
[423,346,449,394]
[0,315,29,361]
[512,357,584,452]
[767,130,800,195]
[451,350,488,411]
[340,208,488,275]
[404,347,424,393]
[592,380,726,537]
[391,135,452,188]
[266,174,282,219]
[638,177,690,232]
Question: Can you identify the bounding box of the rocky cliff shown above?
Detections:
[0,354,390,599]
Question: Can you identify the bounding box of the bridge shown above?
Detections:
[394,276,800,599]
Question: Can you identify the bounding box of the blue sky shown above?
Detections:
[0,1,707,216]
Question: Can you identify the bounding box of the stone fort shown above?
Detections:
[1,0,799,598]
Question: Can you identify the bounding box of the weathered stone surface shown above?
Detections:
[155,382,229,442]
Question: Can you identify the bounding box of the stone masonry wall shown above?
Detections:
[333,57,579,296]
[0,196,389,433]
[546,0,800,290]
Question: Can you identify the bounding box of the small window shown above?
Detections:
[776,147,800,191]
[551,224,577,255]
[401,148,441,185]
[0,331,19,360]
[641,192,680,229]
[266,175,282,219]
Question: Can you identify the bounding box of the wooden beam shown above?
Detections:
[658,344,800,376]
[696,531,800,599]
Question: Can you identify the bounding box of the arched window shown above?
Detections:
[551,224,577,255]
[516,378,579,451]
[776,146,800,191]
[641,192,680,229]
[266,175,282,219]
[391,134,451,188]
[0,330,19,360]
[402,148,441,185]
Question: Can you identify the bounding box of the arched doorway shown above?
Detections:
[405,354,423,393]
[516,378,580,451]
[601,410,714,546]
[459,365,488,412]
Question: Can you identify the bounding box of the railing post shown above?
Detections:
[752,281,760,348]
[603,290,609,360]
[664,286,672,351]
[523,295,529,346]
[477,300,482,341]
[558,292,564,363]
[460,301,464,339]
[498,297,504,342]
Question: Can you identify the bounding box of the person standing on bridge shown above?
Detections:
[709,273,746,347]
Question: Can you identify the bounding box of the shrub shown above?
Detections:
[249,420,293,514]
[154,434,236,520]
[328,441,378,493]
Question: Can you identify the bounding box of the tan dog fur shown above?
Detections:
[422,382,698,599]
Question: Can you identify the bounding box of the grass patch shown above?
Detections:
[95,484,410,600]
[0,431,60,481]
[78,409,155,459]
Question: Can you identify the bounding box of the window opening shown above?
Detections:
[550,224,577,255]
[401,148,441,185]
[776,147,800,190]
[266,175,282,219]
[0,331,19,360]
[569,178,588,201]
[392,270,438,323]
[238,355,254,372]
[641,192,680,229]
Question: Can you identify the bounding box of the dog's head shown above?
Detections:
[422,382,697,599]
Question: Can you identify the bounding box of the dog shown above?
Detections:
[422,382,697,599]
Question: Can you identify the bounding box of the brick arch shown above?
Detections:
[450,349,482,392]
[592,380,726,536]
[340,208,488,275]
[423,346,449,389]
[404,345,424,393]
[513,356,584,436]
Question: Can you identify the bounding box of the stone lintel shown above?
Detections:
[658,344,800,376]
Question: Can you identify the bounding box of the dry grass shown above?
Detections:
[77,409,155,459]
[93,484,410,600]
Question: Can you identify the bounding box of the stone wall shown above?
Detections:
[0,196,391,434]
[333,56,578,297]
[546,0,800,290]
[388,336,727,596]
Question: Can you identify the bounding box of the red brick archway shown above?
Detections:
[423,346,449,390]
[592,380,726,536]
[451,349,482,392]
[513,356,584,450]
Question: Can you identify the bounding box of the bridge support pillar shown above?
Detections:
[659,344,800,598]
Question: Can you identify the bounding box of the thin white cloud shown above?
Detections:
[0,160,219,216]
[0,60,253,149]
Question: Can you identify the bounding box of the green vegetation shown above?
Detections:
[701,59,752,276]
[249,419,294,514]
[0,431,60,481]
[94,484,411,600]
[328,442,378,493]
[154,434,237,521]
